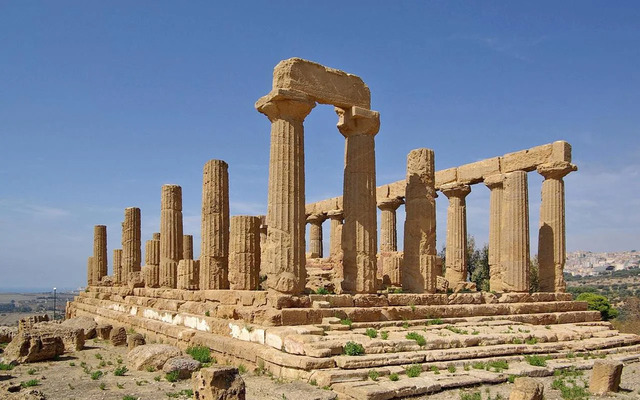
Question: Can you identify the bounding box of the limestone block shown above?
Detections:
[229,216,261,291]
[502,141,571,173]
[61,316,97,339]
[28,321,85,352]
[589,360,623,394]
[145,239,160,266]
[127,344,182,371]
[457,157,501,184]
[0,326,17,343]
[434,167,457,188]
[96,323,112,340]
[162,356,201,379]
[128,271,145,289]
[110,326,127,346]
[379,252,403,287]
[509,377,544,400]
[272,57,370,109]
[177,259,200,290]
[3,332,65,363]
[128,333,146,350]
[193,366,246,400]
[143,264,160,288]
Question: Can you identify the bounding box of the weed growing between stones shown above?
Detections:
[365,328,378,338]
[114,366,128,376]
[21,379,40,388]
[343,341,365,356]
[525,355,549,367]
[368,370,379,381]
[406,332,426,346]
[380,330,389,340]
[165,370,180,382]
[405,364,422,378]
[389,373,399,381]
[459,390,481,400]
[0,363,14,370]
[186,346,212,363]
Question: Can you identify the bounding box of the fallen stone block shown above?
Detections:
[194,366,246,400]
[96,323,112,340]
[509,377,544,400]
[110,326,127,346]
[61,316,97,339]
[3,331,64,363]
[127,344,182,371]
[589,360,623,395]
[127,333,145,350]
[162,355,201,378]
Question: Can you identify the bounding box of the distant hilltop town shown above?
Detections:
[566,250,640,276]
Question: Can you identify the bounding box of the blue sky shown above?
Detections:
[1,1,638,291]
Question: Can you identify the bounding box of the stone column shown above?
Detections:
[256,89,315,294]
[327,209,344,259]
[484,174,505,292]
[228,216,261,290]
[337,106,380,294]
[403,148,438,293]
[441,183,471,286]
[122,207,141,281]
[258,215,268,273]
[200,159,230,290]
[178,260,200,290]
[87,256,94,286]
[113,249,123,286]
[307,213,327,258]
[153,232,160,240]
[537,161,576,292]
[144,239,160,288]
[501,171,530,292]
[93,225,107,284]
[183,235,193,260]
[160,184,183,289]
[378,197,404,252]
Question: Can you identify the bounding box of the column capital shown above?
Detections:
[335,106,380,137]
[377,196,404,211]
[483,174,505,189]
[327,209,344,220]
[440,182,471,199]
[537,161,577,180]
[306,213,327,224]
[256,88,316,122]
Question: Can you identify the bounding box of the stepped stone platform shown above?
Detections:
[66,287,640,399]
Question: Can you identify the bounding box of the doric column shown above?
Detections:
[327,209,344,260]
[501,171,530,292]
[537,161,577,293]
[87,256,94,286]
[403,148,438,293]
[307,213,327,258]
[144,239,160,288]
[441,183,471,286]
[160,184,183,289]
[256,89,315,294]
[93,225,107,284]
[200,159,230,290]
[378,197,404,252]
[177,260,200,290]
[228,216,261,290]
[122,207,141,281]
[484,174,505,292]
[113,249,123,286]
[337,106,380,294]
[183,235,193,260]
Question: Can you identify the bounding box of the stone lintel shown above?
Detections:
[502,140,572,173]
[457,157,501,184]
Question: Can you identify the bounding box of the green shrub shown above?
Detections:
[430,366,440,374]
[91,370,104,380]
[343,341,365,356]
[459,391,482,400]
[445,325,468,335]
[186,346,212,363]
[365,328,378,339]
[145,365,156,372]
[123,396,137,400]
[427,318,444,325]
[340,318,353,328]
[316,287,330,295]
[448,365,457,373]
[576,292,619,320]
[487,360,509,372]
[525,338,538,345]
[524,355,548,367]
[95,353,103,360]
[0,363,14,371]
[406,332,426,346]
[380,331,389,340]
[406,364,422,378]
[507,374,517,383]
[165,370,180,382]
[21,379,40,388]
[389,373,399,381]
[238,364,247,374]
[99,382,106,390]
[471,361,486,370]
[114,366,128,376]
[512,338,523,344]
[27,368,37,375]
[368,370,379,381]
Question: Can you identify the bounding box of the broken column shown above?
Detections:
[200,160,230,290]
[501,171,530,292]
[86,256,94,286]
[589,360,623,395]
[160,184,183,289]
[183,235,193,260]
[306,213,326,258]
[327,209,344,259]
[144,238,160,288]
[441,183,471,286]
[537,161,577,293]
[402,148,438,293]
[122,207,141,281]
[93,225,107,284]
[256,89,315,294]
[337,106,380,294]
[484,174,505,292]
[228,216,261,290]
[113,249,123,286]
[378,197,403,252]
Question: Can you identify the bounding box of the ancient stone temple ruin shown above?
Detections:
[68,58,640,399]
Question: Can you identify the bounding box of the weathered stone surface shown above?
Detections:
[160,184,183,289]
[378,198,403,253]
[307,213,327,258]
[127,271,145,289]
[183,234,194,260]
[113,249,123,286]
[143,262,160,288]
[193,366,246,400]
[96,323,112,340]
[229,216,261,290]
[93,225,107,284]
[327,209,344,260]
[0,326,17,343]
[109,326,127,346]
[162,355,201,378]
[177,259,200,290]
[485,174,504,292]
[589,360,623,394]
[502,141,571,173]
[29,321,85,352]
[127,333,146,350]
[403,148,437,293]
[501,171,530,292]
[122,207,141,280]
[127,344,182,371]
[3,331,64,363]
[441,183,471,286]
[509,377,544,400]
[61,316,97,339]
[457,157,501,184]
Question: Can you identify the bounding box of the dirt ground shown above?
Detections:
[2,338,640,400]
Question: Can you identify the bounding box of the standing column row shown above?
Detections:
[160,184,183,288]
[441,183,471,288]
[307,213,327,258]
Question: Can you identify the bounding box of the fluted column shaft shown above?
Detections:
[178,260,200,290]
[160,184,183,288]
[256,90,315,294]
[200,159,230,290]
[327,210,344,259]
[183,235,193,260]
[144,239,160,288]
[87,256,94,286]
[403,148,438,293]
[93,225,107,284]
[113,249,123,286]
[307,213,327,258]
[337,106,380,294]
[379,198,403,252]
[229,216,261,290]
[485,174,505,292]
[538,161,576,292]
[501,171,530,292]
[122,207,141,281]
[441,183,471,285]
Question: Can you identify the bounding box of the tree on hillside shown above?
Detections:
[466,235,489,291]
